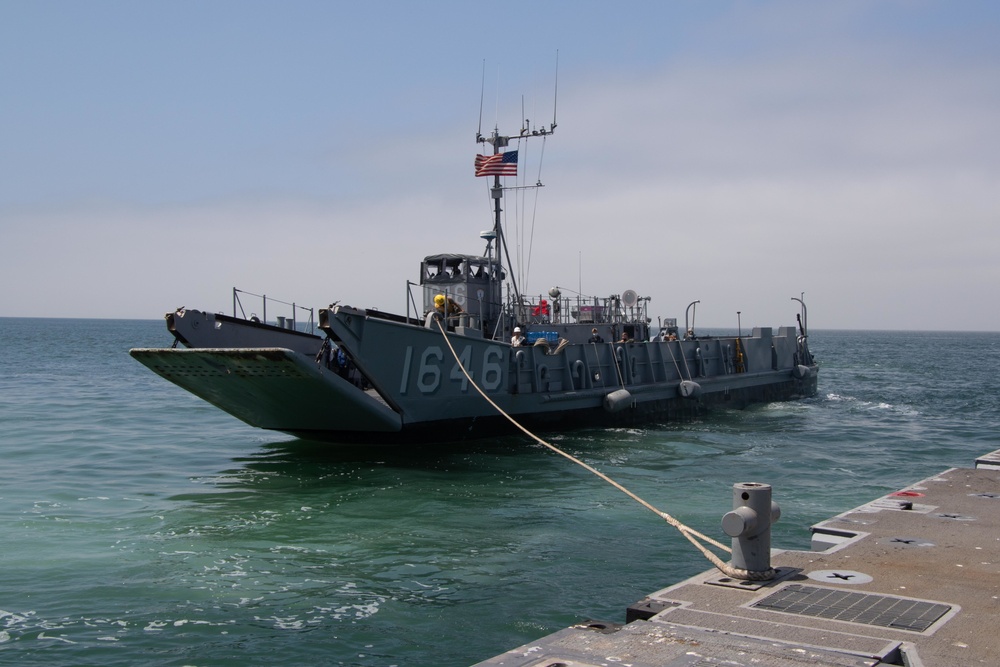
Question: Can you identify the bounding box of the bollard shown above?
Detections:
[721,482,780,576]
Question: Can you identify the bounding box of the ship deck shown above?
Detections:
[474,448,1000,666]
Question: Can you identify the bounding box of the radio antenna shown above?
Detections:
[494,64,500,127]
[477,59,486,137]
[552,49,559,129]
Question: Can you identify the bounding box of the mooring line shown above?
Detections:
[609,341,627,389]
[665,339,685,380]
[433,321,773,580]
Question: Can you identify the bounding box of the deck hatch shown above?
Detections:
[752,584,950,632]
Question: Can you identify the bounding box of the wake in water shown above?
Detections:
[824,391,920,416]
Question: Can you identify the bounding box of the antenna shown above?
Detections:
[472,58,561,325]
[494,64,500,128]
[477,59,485,138]
[552,49,559,130]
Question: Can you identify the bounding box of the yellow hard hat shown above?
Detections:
[434,294,445,306]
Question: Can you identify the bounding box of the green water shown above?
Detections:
[1,319,997,665]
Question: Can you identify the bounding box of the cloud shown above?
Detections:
[3,3,998,331]
[513,40,1000,330]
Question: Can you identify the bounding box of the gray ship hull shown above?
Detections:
[131,305,817,443]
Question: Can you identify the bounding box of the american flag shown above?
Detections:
[474,150,518,177]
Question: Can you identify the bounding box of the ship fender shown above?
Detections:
[792,365,812,379]
[603,389,633,413]
[678,380,702,399]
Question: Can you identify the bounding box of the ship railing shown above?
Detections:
[405,280,420,325]
[405,281,490,332]
[519,294,649,327]
[616,297,650,326]
[232,287,315,332]
[516,295,606,325]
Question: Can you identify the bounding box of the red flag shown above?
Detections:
[474,150,518,177]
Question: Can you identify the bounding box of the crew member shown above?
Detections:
[510,326,526,347]
[619,331,631,343]
[588,328,604,344]
[434,294,463,316]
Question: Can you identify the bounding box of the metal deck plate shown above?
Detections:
[752,584,951,633]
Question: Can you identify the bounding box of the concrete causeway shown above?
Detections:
[474,448,1000,666]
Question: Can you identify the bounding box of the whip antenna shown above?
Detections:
[552,49,559,129]
[477,59,486,137]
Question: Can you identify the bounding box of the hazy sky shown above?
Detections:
[3,1,998,331]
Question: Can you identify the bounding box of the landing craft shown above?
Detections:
[131,110,818,443]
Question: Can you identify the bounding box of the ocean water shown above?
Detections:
[1,318,998,666]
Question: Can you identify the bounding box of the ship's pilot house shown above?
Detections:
[420,253,503,337]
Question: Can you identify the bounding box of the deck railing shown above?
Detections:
[232,287,315,332]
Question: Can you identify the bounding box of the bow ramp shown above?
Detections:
[129,347,402,434]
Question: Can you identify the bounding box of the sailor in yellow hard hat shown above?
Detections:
[434,293,463,315]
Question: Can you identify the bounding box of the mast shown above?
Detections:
[474,56,559,334]
[475,120,555,326]
[480,130,518,305]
